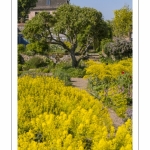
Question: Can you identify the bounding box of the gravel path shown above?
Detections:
[70,78,88,90]
[70,77,131,128]
[108,108,124,128]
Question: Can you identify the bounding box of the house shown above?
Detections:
[18,0,69,31]
[28,0,70,20]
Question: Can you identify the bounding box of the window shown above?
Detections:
[46,0,50,5]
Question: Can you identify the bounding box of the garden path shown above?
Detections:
[70,78,88,90]
[70,77,124,128]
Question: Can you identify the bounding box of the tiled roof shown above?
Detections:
[32,0,68,10]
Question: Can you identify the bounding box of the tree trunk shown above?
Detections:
[70,50,78,68]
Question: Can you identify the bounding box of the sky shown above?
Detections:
[70,0,132,20]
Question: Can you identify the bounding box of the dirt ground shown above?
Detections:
[71,78,88,90]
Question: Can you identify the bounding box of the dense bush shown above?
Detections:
[50,62,85,85]
[25,56,47,69]
[26,41,49,54]
[53,68,72,86]
[54,62,86,77]
[100,38,112,51]
[18,76,132,150]
[18,64,23,71]
[84,58,132,117]
[104,38,132,60]
[18,44,26,53]
[42,67,50,73]
[18,54,24,64]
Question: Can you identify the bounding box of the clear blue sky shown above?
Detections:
[70,0,132,20]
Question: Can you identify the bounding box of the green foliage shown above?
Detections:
[18,0,37,22]
[18,54,24,64]
[112,5,132,37]
[26,41,49,54]
[105,20,113,39]
[66,67,86,78]
[55,4,108,45]
[51,62,86,85]
[23,5,111,67]
[49,44,66,53]
[18,64,23,71]
[104,38,132,60]
[53,62,86,78]
[100,38,112,51]
[22,12,56,43]
[25,56,47,69]
[53,68,72,86]
[42,67,50,73]
[84,58,132,117]
[18,44,26,53]
[24,50,36,56]
[117,72,132,105]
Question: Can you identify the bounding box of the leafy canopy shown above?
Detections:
[18,0,38,22]
[23,4,110,67]
[112,5,132,37]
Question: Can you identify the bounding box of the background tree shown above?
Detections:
[112,5,132,37]
[18,0,38,23]
[23,4,110,67]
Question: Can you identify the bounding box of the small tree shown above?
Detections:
[112,5,132,37]
[23,4,110,67]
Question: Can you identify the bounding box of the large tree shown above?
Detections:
[112,5,132,37]
[23,4,110,67]
[18,0,38,22]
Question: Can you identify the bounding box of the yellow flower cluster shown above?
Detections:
[84,58,132,80]
[84,58,132,117]
[18,76,132,149]
[99,86,127,117]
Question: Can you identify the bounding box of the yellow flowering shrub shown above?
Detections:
[84,58,132,117]
[92,119,132,150]
[18,76,132,149]
[84,58,132,80]
[99,86,127,117]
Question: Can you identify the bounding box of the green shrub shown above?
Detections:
[18,44,25,53]
[18,71,22,76]
[24,50,36,56]
[26,42,49,54]
[53,62,86,78]
[104,38,132,60]
[53,68,72,86]
[50,62,86,85]
[18,54,24,64]
[100,38,112,51]
[42,68,50,73]
[18,64,23,71]
[25,56,47,69]
[65,67,86,78]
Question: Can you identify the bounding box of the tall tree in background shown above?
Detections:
[18,0,38,23]
[112,5,132,37]
[23,4,110,67]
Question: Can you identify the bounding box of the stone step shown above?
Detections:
[88,53,99,56]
